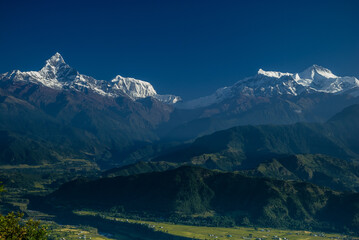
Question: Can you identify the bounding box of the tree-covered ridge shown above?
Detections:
[153,104,359,171]
[39,166,359,233]
[102,154,359,192]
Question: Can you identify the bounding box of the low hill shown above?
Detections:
[38,166,359,232]
[102,161,178,178]
[243,154,359,192]
[103,153,359,192]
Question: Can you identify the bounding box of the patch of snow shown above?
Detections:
[258,69,293,78]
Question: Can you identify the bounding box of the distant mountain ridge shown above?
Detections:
[1,53,181,104]
[100,104,359,192]
[179,65,359,109]
[154,104,359,171]
[3,54,358,108]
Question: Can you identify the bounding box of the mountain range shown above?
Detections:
[2,53,181,104]
[3,53,359,234]
[102,104,359,192]
[155,104,359,168]
[179,65,359,109]
[4,53,358,107]
[163,66,359,140]
[1,53,359,167]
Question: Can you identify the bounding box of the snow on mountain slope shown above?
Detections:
[1,53,181,104]
[180,65,359,109]
[110,75,180,103]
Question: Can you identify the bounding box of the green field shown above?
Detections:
[45,222,115,240]
[75,211,358,240]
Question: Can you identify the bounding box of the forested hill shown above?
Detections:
[40,166,359,232]
[152,104,359,171]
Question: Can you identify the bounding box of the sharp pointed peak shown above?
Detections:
[45,52,67,67]
[39,52,77,80]
[53,52,62,57]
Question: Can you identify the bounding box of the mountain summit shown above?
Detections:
[39,52,78,83]
[1,53,181,104]
[298,64,338,80]
[44,52,66,66]
[180,65,359,109]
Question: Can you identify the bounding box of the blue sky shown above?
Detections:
[0,0,358,100]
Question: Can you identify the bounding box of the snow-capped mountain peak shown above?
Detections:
[40,53,70,73]
[111,75,157,99]
[39,52,78,82]
[48,52,66,65]
[0,53,180,104]
[179,65,359,109]
[110,75,182,103]
[299,65,338,80]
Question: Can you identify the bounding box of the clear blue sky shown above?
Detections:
[0,0,358,100]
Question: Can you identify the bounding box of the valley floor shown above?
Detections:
[74,210,359,240]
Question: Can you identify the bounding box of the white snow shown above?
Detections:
[111,75,158,99]
[179,65,359,109]
[298,65,338,80]
[1,53,181,104]
[2,53,357,108]
[257,69,293,78]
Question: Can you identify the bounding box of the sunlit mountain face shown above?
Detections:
[1,53,181,104]
[179,64,359,109]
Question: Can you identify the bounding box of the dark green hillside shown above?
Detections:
[0,94,88,164]
[244,154,359,192]
[153,123,350,170]
[0,82,175,167]
[153,104,359,171]
[163,94,359,141]
[326,104,359,156]
[100,105,359,192]
[102,161,179,177]
[48,166,214,214]
[38,166,359,232]
[103,153,359,192]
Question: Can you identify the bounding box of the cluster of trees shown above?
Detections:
[0,184,48,239]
